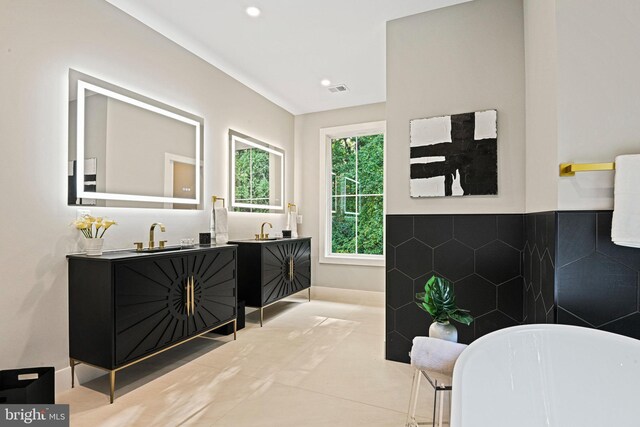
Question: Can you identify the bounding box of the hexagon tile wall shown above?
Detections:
[386,214,526,363]
[386,211,640,363]
[556,211,640,337]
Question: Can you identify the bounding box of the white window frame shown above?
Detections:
[319,121,386,267]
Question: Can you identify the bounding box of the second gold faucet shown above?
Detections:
[256,222,272,240]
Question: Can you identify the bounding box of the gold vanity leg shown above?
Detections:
[260,308,264,327]
[308,287,311,302]
[109,370,116,404]
[233,319,237,340]
[70,358,75,388]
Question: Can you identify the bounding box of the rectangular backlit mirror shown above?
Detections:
[229,130,284,213]
[68,70,204,209]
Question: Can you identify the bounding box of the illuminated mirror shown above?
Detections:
[229,130,284,213]
[68,70,204,209]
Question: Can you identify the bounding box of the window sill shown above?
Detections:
[319,254,384,267]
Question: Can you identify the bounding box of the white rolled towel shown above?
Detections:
[287,212,298,238]
[410,337,468,376]
[612,155,640,248]
[213,207,229,244]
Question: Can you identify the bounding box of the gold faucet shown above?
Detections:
[149,222,166,249]
[256,222,272,240]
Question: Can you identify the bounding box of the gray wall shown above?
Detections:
[386,0,526,215]
[556,0,640,210]
[294,103,386,291]
[0,0,293,392]
[523,0,558,212]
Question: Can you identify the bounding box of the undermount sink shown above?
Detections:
[254,238,279,241]
[130,245,185,253]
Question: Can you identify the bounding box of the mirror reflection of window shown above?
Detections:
[229,130,284,213]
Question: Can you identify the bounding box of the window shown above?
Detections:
[234,147,270,212]
[319,121,385,266]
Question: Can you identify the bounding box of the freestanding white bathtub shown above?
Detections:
[451,324,640,427]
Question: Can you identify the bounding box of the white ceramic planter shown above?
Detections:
[84,238,104,256]
[429,321,458,342]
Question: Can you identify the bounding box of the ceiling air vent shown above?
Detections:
[328,84,348,93]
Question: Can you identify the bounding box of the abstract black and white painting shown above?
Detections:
[410,110,497,197]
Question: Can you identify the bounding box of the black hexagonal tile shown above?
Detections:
[535,294,547,323]
[601,313,640,340]
[525,214,536,248]
[557,307,593,328]
[498,277,524,322]
[557,212,596,267]
[524,285,536,324]
[455,274,497,318]
[386,215,413,246]
[414,215,453,248]
[476,240,521,285]
[396,303,430,341]
[546,309,555,324]
[395,239,433,279]
[433,240,474,281]
[545,213,557,261]
[386,269,414,309]
[456,322,475,345]
[531,247,541,295]
[497,215,524,249]
[596,212,640,271]
[540,250,555,311]
[523,247,532,289]
[385,307,395,332]
[557,253,638,326]
[453,215,497,249]
[475,310,518,339]
[535,214,548,253]
[385,331,412,363]
[385,243,395,271]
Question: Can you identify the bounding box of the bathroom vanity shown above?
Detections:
[230,237,311,326]
[67,244,237,402]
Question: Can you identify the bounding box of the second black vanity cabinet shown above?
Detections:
[232,237,311,325]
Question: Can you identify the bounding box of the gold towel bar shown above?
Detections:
[287,202,297,213]
[559,162,616,177]
[212,196,225,207]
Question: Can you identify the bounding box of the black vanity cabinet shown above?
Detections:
[68,245,237,402]
[231,237,311,325]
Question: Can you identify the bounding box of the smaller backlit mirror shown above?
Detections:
[229,130,284,213]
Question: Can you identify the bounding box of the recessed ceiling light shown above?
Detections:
[246,6,261,17]
[320,79,331,87]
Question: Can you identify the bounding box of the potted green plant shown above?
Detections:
[415,275,473,342]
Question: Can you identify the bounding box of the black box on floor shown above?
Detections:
[212,300,245,335]
[0,367,55,404]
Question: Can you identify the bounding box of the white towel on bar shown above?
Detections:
[213,207,229,244]
[410,337,467,377]
[287,212,298,238]
[612,155,640,248]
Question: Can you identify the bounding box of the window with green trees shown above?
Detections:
[330,133,384,255]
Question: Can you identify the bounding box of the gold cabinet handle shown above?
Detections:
[186,278,191,316]
[289,256,294,280]
[190,276,195,314]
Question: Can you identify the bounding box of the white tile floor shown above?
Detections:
[58,287,438,426]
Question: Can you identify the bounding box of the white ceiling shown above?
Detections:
[105,0,469,115]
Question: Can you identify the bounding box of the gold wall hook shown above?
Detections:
[287,202,297,213]
[212,196,225,207]
[559,162,615,177]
